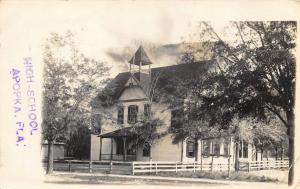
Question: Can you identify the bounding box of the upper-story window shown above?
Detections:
[128,105,138,124]
[144,104,151,118]
[117,106,124,124]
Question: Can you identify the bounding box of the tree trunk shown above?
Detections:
[255,146,258,161]
[149,144,152,161]
[287,110,295,186]
[123,137,127,161]
[261,149,263,161]
[194,138,198,162]
[234,142,239,171]
[46,140,54,174]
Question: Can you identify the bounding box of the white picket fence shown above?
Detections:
[47,159,289,175]
[132,160,289,175]
[132,161,233,175]
[239,160,289,171]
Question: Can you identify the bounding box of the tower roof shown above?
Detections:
[129,46,153,65]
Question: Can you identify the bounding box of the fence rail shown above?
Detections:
[132,161,233,175]
[239,160,289,171]
[45,159,289,175]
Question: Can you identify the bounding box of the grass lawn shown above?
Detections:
[141,169,288,183]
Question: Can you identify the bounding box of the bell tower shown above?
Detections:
[128,46,152,96]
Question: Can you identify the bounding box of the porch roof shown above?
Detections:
[99,127,138,138]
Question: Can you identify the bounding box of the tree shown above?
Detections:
[66,125,91,160]
[42,31,110,174]
[196,21,295,185]
[152,47,218,162]
[129,114,165,160]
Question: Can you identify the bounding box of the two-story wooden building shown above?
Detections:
[90,46,259,166]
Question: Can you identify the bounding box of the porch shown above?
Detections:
[98,127,150,162]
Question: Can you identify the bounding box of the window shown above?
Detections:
[223,140,229,156]
[239,141,243,158]
[117,106,124,124]
[239,141,248,158]
[143,143,150,157]
[128,105,138,124]
[243,142,248,158]
[144,104,151,118]
[203,140,210,156]
[186,140,195,157]
[213,142,220,156]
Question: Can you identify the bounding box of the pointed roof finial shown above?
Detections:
[129,46,153,65]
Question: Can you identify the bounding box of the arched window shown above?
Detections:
[128,105,138,124]
[186,139,195,158]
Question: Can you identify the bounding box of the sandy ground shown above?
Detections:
[1,170,291,189]
[249,170,288,183]
[41,171,290,189]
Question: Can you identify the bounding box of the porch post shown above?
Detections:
[181,138,184,162]
[110,138,113,161]
[123,137,127,161]
[200,139,203,171]
[135,142,138,161]
[241,141,244,158]
[99,137,102,161]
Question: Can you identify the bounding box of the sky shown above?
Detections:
[0,0,300,188]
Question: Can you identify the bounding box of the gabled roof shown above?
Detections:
[129,46,153,65]
[92,60,215,107]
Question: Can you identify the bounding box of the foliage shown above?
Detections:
[66,125,91,160]
[198,21,296,130]
[196,21,296,184]
[42,31,110,173]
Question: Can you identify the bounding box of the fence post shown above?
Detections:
[68,160,71,172]
[211,156,214,172]
[193,162,196,172]
[175,162,178,173]
[155,163,157,175]
[227,155,231,177]
[89,160,93,173]
[247,162,250,172]
[132,162,135,176]
[110,161,113,173]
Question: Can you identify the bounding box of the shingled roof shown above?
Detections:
[92,60,215,108]
[129,46,153,65]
